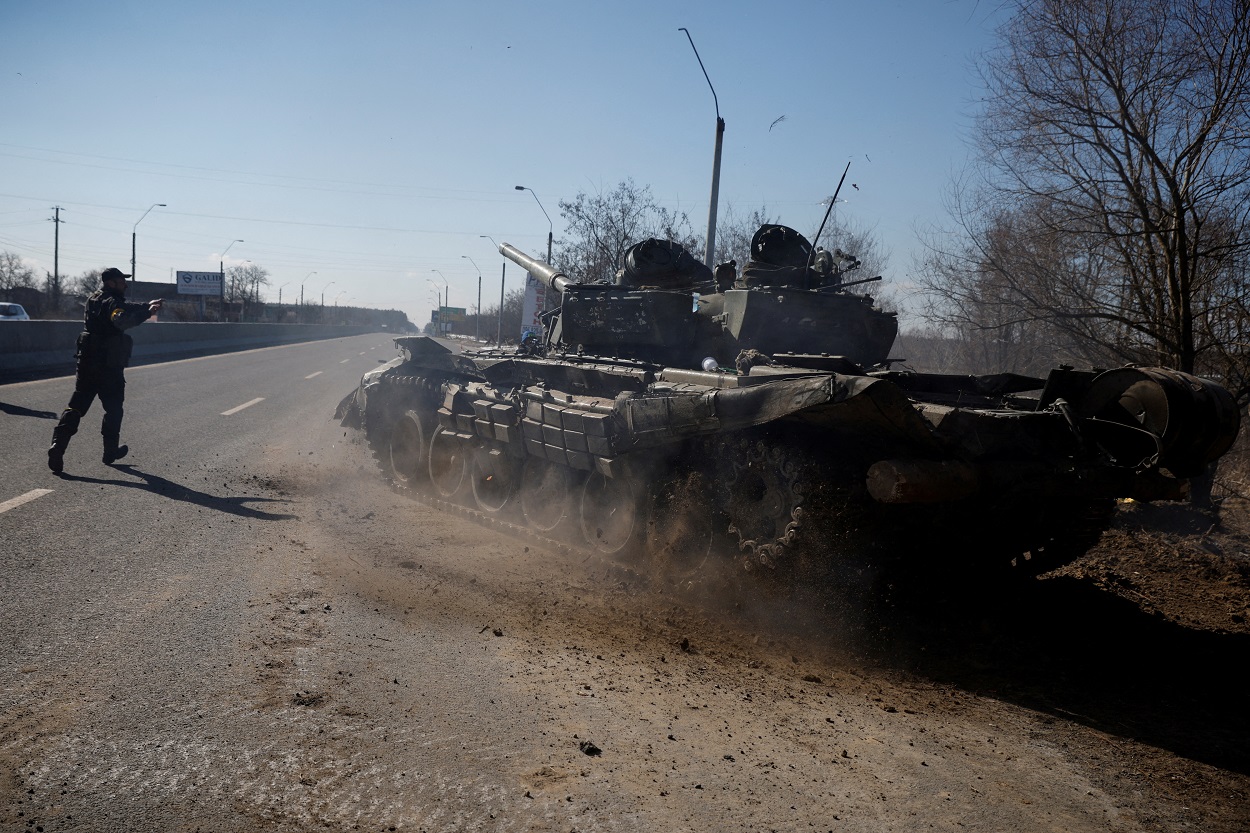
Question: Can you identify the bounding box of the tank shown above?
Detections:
[336,226,1241,579]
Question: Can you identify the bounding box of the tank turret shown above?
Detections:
[498,225,897,370]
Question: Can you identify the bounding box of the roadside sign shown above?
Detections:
[521,273,548,340]
[176,271,223,295]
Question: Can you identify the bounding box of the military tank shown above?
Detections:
[337,225,1240,580]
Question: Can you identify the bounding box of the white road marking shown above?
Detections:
[304,371,323,379]
[221,397,265,416]
[0,489,53,515]
[340,359,349,364]
[359,352,366,355]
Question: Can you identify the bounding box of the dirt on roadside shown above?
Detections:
[291,431,1250,832]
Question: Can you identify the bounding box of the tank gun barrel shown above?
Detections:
[498,243,571,294]
[816,274,883,293]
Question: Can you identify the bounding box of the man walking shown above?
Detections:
[47,267,163,473]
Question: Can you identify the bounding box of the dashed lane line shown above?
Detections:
[221,397,265,416]
[304,371,323,379]
[0,489,54,515]
[340,359,349,363]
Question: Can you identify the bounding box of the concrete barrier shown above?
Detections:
[0,320,390,378]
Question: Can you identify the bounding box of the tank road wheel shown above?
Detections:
[580,472,646,561]
[646,471,716,582]
[723,440,806,570]
[471,448,521,514]
[520,457,578,533]
[388,410,429,488]
[427,426,468,499]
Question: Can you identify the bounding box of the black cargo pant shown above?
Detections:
[52,361,126,450]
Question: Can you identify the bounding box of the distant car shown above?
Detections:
[0,302,30,321]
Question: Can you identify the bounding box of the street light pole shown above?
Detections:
[301,271,316,307]
[514,186,553,263]
[321,280,335,308]
[680,27,725,269]
[462,255,482,341]
[480,235,506,345]
[277,282,290,306]
[430,270,449,333]
[428,290,441,333]
[132,203,167,281]
[220,238,242,322]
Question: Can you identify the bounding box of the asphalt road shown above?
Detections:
[2,334,1248,832]
[0,334,426,830]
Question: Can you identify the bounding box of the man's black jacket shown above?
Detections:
[76,288,153,369]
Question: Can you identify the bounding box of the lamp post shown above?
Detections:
[429,270,449,333]
[481,235,506,345]
[514,186,552,263]
[131,203,166,281]
[321,280,335,308]
[680,27,724,269]
[427,291,440,333]
[301,271,316,307]
[462,255,482,341]
[219,238,242,321]
[277,282,290,306]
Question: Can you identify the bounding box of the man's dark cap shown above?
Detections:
[101,267,131,283]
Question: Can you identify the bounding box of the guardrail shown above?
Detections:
[0,321,392,378]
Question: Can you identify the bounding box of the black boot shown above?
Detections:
[47,424,73,473]
[47,442,66,473]
[103,438,129,465]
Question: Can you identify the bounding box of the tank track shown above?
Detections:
[359,370,1118,585]
[362,370,825,581]
[1008,497,1117,576]
[365,371,610,563]
[386,470,587,561]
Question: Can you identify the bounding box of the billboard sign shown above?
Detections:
[176,271,223,296]
[520,273,548,340]
[439,306,467,323]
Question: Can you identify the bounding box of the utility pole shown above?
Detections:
[49,206,63,312]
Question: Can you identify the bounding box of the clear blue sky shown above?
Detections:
[0,0,1002,327]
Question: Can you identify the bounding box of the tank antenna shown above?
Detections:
[680,27,724,270]
[806,161,852,289]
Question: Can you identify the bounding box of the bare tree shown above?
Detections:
[226,263,270,304]
[554,179,700,283]
[713,205,774,269]
[472,287,527,344]
[920,0,1250,397]
[66,269,102,302]
[0,251,37,293]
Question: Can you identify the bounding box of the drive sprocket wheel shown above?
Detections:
[721,439,807,570]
